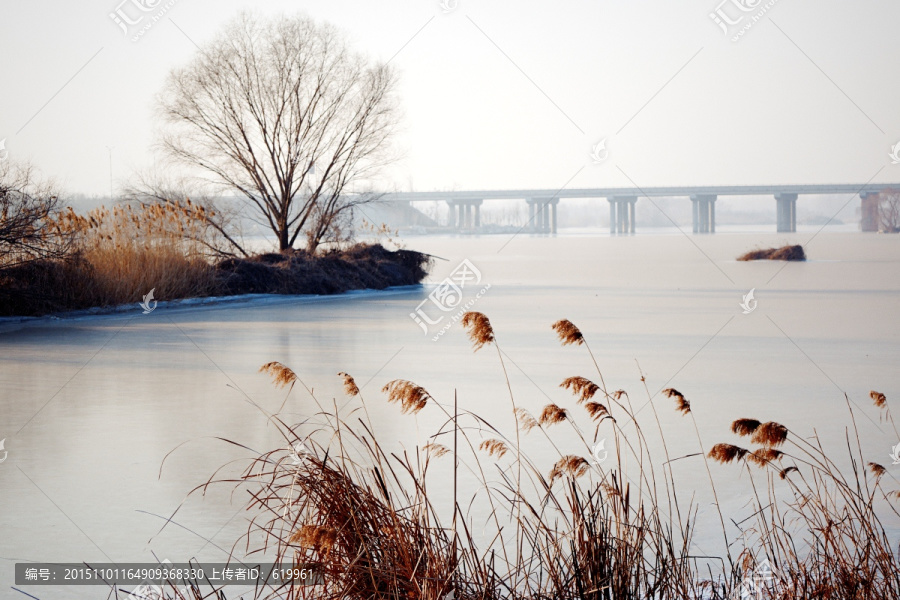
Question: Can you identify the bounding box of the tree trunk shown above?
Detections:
[278,225,290,252]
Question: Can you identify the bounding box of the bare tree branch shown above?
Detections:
[157,12,400,253]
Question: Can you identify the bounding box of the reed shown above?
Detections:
[146,314,900,600]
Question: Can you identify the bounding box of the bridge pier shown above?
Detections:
[775,193,797,233]
[608,197,636,235]
[860,192,880,232]
[446,199,482,229]
[690,194,716,234]
[526,198,558,233]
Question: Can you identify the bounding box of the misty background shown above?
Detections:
[2,0,900,228]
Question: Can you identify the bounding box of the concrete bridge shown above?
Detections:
[379,185,899,234]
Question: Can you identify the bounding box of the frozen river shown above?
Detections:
[1,227,899,598]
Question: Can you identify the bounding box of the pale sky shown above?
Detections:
[2,0,900,196]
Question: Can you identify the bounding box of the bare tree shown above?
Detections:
[158,12,400,254]
[878,189,900,233]
[0,160,68,269]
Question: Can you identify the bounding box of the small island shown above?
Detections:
[737,244,806,261]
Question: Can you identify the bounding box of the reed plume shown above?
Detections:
[708,443,749,464]
[750,422,788,447]
[479,439,509,459]
[289,524,337,553]
[551,319,584,346]
[871,391,888,408]
[549,455,590,481]
[560,376,599,404]
[461,311,495,351]
[259,361,297,389]
[663,388,691,415]
[779,466,799,479]
[423,442,450,459]
[584,401,612,421]
[868,462,886,477]
[515,407,540,433]
[731,418,761,436]
[747,448,783,467]
[539,403,568,425]
[337,372,359,397]
[382,379,431,414]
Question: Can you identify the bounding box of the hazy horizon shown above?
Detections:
[3,0,900,197]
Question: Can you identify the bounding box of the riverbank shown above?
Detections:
[0,243,431,317]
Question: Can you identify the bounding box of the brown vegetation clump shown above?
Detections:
[737,244,806,261]
[0,199,431,317]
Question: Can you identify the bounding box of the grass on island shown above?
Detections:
[142,313,900,600]
[737,244,806,262]
[0,202,430,316]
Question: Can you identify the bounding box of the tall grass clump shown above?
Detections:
[57,201,218,305]
[153,314,900,600]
